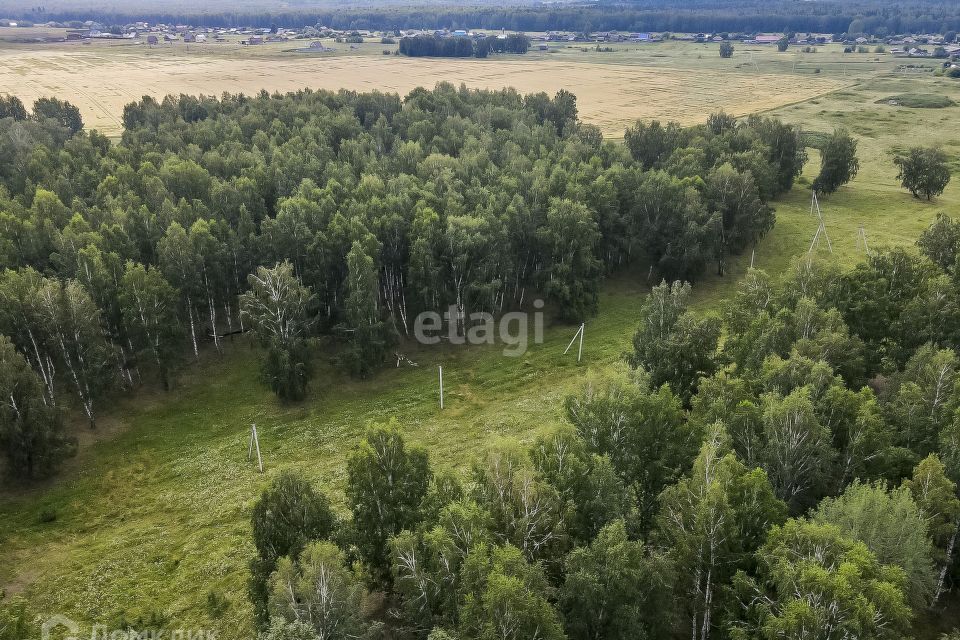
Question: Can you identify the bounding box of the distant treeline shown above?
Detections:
[398,33,530,57]
[10,0,960,35]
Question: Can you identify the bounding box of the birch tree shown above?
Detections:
[408,204,445,313]
[346,421,431,584]
[0,335,72,479]
[35,278,114,427]
[390,500,491,632]
[119,262,181,390]
[759,387,833,511]
[904,454,960,606]
[250,471,336,629]
[813,481,936,607]
[0,268,58,404]
[818,385,892,489]
[444,214,492,335]
[239,261,315,400]
[730,520,912,640]
[629,280,721,402]
[529,426,627,545]
[472,448,568,566]
[458,543,565,640]
[886,344,958,458]
[341,239,387,377]
[704,163,772,277]
[565,376,696,541]
[538,197,601,322]
[658,426,785,640]
[189,218,227,354]
[268,541,367,639]
[560,520,674,640]
[158,222,202,358]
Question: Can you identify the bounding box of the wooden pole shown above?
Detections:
[809,191,833,254]
[577,323,584,362]
[251,423,263,473]
[808,224,821,255]
[564,324,583,355]
[438,366,444,409]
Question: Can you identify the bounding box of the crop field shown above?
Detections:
[0,38,860,135]
[1,34,960,639]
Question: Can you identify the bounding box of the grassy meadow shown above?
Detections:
[0,36,959,638]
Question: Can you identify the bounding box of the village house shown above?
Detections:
[748,33,785,44]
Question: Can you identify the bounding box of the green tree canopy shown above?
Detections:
[895,146,951,200]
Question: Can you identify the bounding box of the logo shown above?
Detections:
[42,615,80,640]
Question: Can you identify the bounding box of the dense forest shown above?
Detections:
[398,33,530,57]
[7,0,960,35]
[241,228,960,640]
[0,84,804,480]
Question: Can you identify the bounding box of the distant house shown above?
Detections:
[183,33,195,42]
[751,33,784,44]
[146,34,159,45]
[248,35,263,45]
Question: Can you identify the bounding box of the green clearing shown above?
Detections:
[1,46,960,639]
[877,92,957,108]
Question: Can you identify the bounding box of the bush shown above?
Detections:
[206,590,229,617]
[37,507,57,523]
[262,339,311,402]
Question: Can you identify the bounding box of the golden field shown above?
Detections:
[0,37,855,135]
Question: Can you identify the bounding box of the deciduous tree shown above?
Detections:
[0,335,72,479]
[895,146,951,200]
[347,421,431,584]
[813,128,859,195]
[730,519,912,640]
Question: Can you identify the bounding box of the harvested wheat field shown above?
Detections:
[0,45,848,135]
